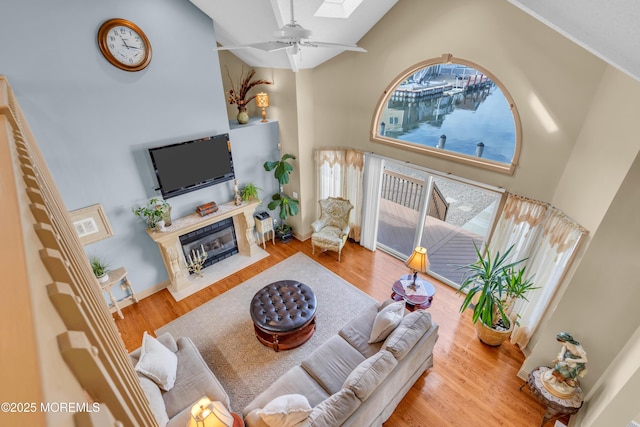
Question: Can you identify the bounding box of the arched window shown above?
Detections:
[371,54,522,174]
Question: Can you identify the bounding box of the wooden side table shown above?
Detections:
[391,274,436,310]
[255,215,274,249]
[521,366,584,426]
[99,267,137,319]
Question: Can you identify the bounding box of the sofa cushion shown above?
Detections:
[338,303,384,358]
[302,388,361,427]
[383,310,433,361]
[258,394,313,427]
[163,337,230,419]
[243,366,330,417]
[342,350,398,401]
[135,332,178,391]
[368,301,405,343]
[301,335,365,395]
[138,375,169,427]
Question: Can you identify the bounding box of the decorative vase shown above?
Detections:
[155,219,166,232]
[163,206,172,226]
[237,107,249,124]
[97,273,109,284]
[475,319,514,346]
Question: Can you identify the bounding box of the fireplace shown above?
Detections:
[179,217,238,272]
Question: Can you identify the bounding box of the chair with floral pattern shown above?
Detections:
[311,197,354,262]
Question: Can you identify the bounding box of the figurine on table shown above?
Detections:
[541,332,587,398]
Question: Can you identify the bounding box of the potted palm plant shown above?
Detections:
[263,154,299,242]
[458,243,536,346]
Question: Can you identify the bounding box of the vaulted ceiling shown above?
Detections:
[189,0,640,81]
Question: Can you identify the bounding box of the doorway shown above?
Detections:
[376,161,501,287]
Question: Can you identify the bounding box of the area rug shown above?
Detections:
[156,252,377,412]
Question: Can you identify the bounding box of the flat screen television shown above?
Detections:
[149,133,235,199]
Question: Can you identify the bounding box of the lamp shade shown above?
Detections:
[255,92,269,108]
[188,397,234,427]
[405,246,429,273]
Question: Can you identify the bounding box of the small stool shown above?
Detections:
[99,267,137,319]
[250,280,317,352]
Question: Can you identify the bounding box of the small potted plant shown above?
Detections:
[457,243,537,346]
[90,255,110,283]
[264,154,299,242]
[240,183,262,202]
[133,198,171,229]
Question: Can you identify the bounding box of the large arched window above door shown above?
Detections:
[371,54,522,174]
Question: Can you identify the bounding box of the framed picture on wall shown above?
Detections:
[69,204,113,246]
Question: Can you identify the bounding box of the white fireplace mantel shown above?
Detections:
[147,199,267,301]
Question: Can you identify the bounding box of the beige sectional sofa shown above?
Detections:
[243,300,439,427]
[129,333,231,427]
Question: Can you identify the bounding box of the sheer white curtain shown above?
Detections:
[314,148,364,241]
[360,153,385,251]
[489,193,587,349]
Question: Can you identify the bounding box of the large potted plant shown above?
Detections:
[263,154,299,242]
[458,243,536,346]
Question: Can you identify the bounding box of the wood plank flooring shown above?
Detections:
[115,239,560,427]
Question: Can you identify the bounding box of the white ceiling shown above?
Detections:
[190,0,640,81]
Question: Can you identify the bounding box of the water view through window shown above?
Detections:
[372,59,520,173]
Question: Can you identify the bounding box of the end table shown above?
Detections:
[99,267,137,320]
[521,366,584,426]
[255,215,274,249]
[391,274,435,311]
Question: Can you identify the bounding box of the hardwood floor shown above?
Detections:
[116,239,557,426]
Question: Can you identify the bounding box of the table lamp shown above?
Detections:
[405,246,429,291]
[255,92,270,122]
[189,397,234,427]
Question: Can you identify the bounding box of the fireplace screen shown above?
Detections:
[179,217,238,271]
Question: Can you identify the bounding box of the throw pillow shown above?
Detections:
[368,300,405,343]
[259,394,313,427]
[134,331,178,391]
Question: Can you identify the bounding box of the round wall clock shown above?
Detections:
[98,18,152,72]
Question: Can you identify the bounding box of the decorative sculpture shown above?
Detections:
[541,332,588,398]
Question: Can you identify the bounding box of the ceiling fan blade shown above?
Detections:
[216,41,291,52]
[305,41,367,52]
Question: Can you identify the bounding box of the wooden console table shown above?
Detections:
[146,200,261,295]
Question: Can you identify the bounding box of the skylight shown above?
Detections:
[314,0,364,19]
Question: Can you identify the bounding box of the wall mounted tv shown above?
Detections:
[149,133,235,199]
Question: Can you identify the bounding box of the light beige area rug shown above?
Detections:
[156,252,377,412]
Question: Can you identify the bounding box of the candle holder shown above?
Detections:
[185,245,208,277]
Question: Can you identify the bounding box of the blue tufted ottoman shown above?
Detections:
[250,280,317,352]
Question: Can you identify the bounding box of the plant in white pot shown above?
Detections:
[133,198,171,229]
[457,243,537,346]
[90,255,110,283]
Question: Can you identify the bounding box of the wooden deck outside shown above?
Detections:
[377,198,483,285]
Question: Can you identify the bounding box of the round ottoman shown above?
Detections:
[250,280,317,352]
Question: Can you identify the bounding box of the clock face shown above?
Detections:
[98,19,152,71]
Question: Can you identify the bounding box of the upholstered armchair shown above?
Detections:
[311,197,354,262]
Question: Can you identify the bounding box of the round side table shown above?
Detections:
[391,274,435,311]
[522,366,584,426]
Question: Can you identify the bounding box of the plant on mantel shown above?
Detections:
[132,198,171,229]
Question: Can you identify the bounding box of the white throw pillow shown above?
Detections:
[368,300,405,343]
[134,331,178,391]
[259,394,313,427]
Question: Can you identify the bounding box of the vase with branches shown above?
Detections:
[226,67,272,124]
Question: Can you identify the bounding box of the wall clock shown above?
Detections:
[97,18,152,72]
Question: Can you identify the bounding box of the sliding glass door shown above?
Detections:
[376,161,501,287]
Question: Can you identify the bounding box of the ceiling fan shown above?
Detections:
[216,0,366,71]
